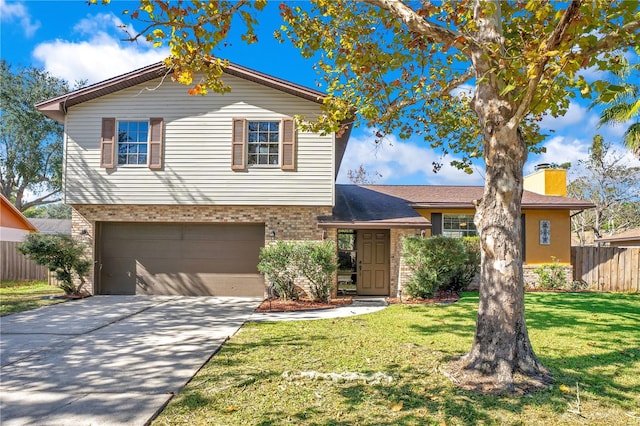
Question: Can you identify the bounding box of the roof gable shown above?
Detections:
[36,61,326,123]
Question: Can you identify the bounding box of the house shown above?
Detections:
[36,61,592,298]
[320,165,594,296]
[36,61,349,297]
[596,228,640,247]
[0,194,37,242]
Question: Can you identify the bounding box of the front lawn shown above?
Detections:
[154,292,640,425]
[0,280,66,316]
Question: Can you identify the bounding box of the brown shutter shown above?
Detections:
[281,118,296,171]
[231,118,246,170]
[149,117,164,170]
[100,118,116,168]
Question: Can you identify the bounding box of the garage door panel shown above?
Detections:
[100,222,265,296]
[136,273,264,296]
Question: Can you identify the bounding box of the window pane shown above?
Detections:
[118,154,127,164]
[247,121,279,166]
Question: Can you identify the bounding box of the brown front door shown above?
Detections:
[356,230,390,296]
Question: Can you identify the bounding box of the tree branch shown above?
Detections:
[511,0,582,124]
[20,190,62,211]
[581,19,640,57]
[363,0,476,57]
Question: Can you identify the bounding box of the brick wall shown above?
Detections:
[72,204,331,294]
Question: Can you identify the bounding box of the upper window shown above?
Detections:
[247,121,279,166]
[117,121,149,166]
[443,214,477,238]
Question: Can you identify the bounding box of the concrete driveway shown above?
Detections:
[0,295,262,426]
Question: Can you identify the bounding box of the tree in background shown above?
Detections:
[591,46,640,158]
[347,164,382,184]
[23,203,72,219]
[569,135,640,244]
[107,0,639,391]
[0,61,76,211]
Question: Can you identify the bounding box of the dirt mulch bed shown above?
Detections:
[255,297,353,312]
[387,291,461,305]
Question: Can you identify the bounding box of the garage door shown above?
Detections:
[98,222,265,296]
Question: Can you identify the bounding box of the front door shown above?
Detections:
[356,230,390,296]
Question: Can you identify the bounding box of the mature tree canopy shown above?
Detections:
[104,0,640,392]
[0,61,74,211]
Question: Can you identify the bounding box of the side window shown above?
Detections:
[247,121,280,166]
[100,118,163,170]
[117,121,149,165]
[442,214,478,237]
[231,118,296,171]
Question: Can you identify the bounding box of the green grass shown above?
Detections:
[0,280,66,316]
[153,292,640,426]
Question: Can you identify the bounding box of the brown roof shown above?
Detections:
[319,185,431,229]
[361,185,595,210]
[596,228,640,243]
[36,61,326,123]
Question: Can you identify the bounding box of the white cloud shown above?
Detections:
[539,101,594,131]
[337,130,485,186]
[525,136,591,175]
[0,0,40,37]
[32,13,168,84]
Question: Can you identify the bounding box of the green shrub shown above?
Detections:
[18,234,91,295]
[402,236,472,298]
[293,240,337,303]
[258,240,337,302]
[451,236,481,291]
[257,241,298,300]
[533,257,568,290]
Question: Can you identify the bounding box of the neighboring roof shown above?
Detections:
[596,228,640,243]
[36,61,327,123]
[0,195,37,232]
[361,185,595,210]
[319,185,431,229]
[29,219,72,235]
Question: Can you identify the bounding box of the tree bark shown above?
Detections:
[462,124,550,391]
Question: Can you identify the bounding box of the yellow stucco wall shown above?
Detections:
[523,168,567,196]
[415,207,572,264]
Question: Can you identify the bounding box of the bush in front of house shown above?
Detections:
[533,257,568,290]
[451,236,481,291]
[18,233,91,296]
[258,240,337,302]
[402,235,479,299]
[293,240,337,303]
[257,241,299,300]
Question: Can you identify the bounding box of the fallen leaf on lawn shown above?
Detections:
[390,401,403,411]
[225,406,238,413]
[559,384,571,393]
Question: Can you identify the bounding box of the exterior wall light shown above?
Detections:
[270,230,276,242]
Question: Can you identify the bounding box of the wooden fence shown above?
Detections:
[571,246,640,292]
[1,241,49,282]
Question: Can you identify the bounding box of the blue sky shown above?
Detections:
[1,0,638,187]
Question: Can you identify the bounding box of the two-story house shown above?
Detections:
[36,61,593,298]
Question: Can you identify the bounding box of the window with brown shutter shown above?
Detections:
[149,117,164,170]
[231,118,246,170]
[100,118,116,168]
[280,118,296,171]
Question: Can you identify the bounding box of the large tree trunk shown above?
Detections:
[462,124,551,391]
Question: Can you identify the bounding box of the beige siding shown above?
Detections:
[63,75,334,206]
